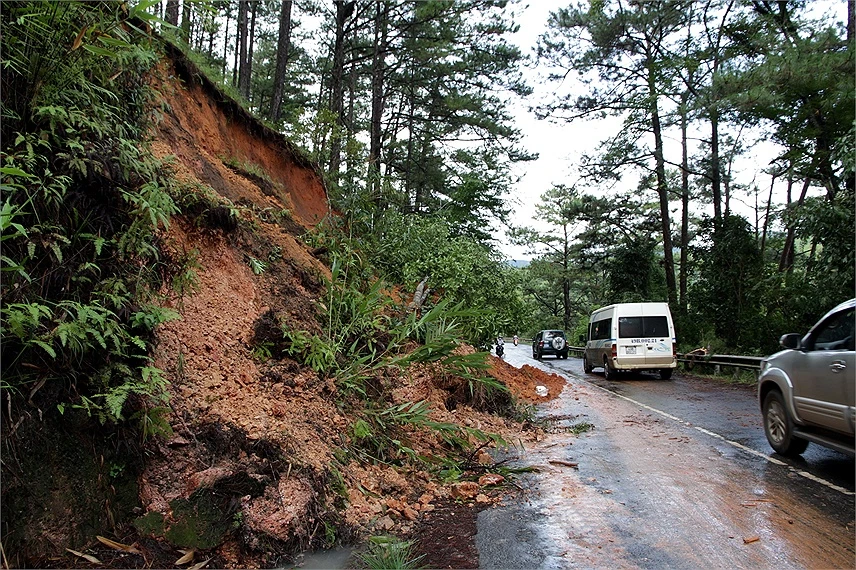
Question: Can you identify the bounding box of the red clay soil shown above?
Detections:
[489,360,567,404]
[107,52,569,569]
[153,45,328,228]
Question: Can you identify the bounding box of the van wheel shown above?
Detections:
[659,369,673,380]
[583,355,593,373]
[603,358,615,380]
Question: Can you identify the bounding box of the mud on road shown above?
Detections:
[476,344,855,569]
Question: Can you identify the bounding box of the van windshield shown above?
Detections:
[618,316,669,338]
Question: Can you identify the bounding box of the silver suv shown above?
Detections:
[757,299,855,457]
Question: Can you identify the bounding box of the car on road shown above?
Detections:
[757,298,855,457]
[583,302,677,380]
[533,330,568,360]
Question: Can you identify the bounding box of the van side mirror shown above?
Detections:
[779,333,800,350]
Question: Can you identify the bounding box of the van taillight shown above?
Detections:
[672,343,677,357]
[611,344,617,358]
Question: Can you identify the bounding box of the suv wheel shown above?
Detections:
[762,390,809,456]
[583,355,593,373]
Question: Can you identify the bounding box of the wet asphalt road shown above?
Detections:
[476,343,855,569]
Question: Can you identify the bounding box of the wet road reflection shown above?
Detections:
[477,344,855,569]
[540,350,854,493]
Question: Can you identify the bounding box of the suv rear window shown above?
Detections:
[618,316,669,338]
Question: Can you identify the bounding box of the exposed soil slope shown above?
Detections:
[155,44,328,228]
[108,51,568,568]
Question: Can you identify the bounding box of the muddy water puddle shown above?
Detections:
[283,547,355,569]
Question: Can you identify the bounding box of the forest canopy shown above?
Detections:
[3,0,854,362]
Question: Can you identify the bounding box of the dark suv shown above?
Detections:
[533,330,568,360]
[757,299,855,457]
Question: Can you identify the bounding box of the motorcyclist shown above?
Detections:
[513,334,519,346]
[495,335,504,357]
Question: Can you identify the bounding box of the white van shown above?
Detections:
[583,302,677,380]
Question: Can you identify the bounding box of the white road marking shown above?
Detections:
[581,376,855,497]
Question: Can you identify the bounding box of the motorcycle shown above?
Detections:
[495,341,504,357]
[513,335,519,346]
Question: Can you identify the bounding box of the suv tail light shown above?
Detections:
[539,340,544,348]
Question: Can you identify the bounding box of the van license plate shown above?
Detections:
[625,347,636,354]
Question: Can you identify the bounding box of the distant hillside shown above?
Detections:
[507,259,531,268]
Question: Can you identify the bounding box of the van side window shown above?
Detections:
[591,318,611,340]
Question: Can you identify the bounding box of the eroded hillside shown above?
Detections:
[5,46,567,569]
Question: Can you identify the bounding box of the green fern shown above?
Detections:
[0,1,184,436]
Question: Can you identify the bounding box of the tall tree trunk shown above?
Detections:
[404,77,416,213]
[849,0,854,43]
[269,0,293,121]
[312,82,329,163]
[237,0,250,98]
[679,94,690,315]
[704,0,735,231]
[165,0,179,26]
[244,1,258,102]
[223,4,231,79]
[760,173,775,258]
[562,223,571,330]
[368,1,389,205]
[344,55,357,190]
[207,15,216,57]
[234,0,246,87]
[647,63,677,307]
[710,109,723,227]
[181,0,191,41]
[328,1,355,184]
[779,175,811,272]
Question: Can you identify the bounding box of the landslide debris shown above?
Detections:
[5,45,570,569]
[130,50,568,567]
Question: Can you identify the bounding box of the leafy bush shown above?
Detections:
[364,211,527,344]
[1,1,183,427]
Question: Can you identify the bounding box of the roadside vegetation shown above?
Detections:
[1,0,852,566]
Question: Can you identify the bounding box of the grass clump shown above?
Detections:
[357,535,425,570]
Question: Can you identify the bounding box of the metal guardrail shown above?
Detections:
[562,345,763,371]
[677,353,763,371]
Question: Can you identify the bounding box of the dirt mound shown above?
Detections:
[153,45,328,228]
[489,359,567,403]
